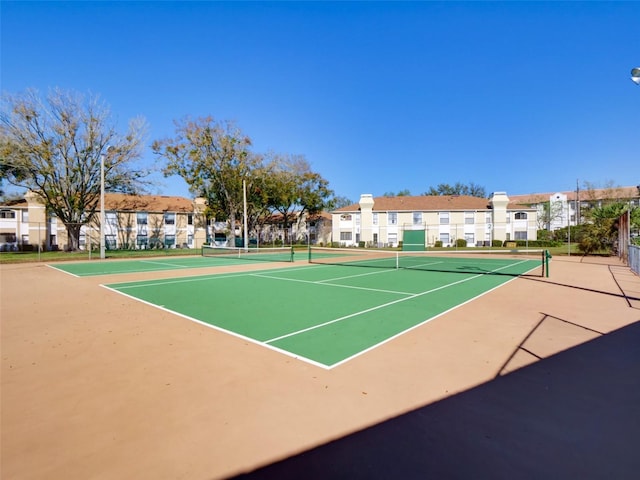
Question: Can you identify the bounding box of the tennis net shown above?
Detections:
[308,247,548,277]
[202,245,294,263]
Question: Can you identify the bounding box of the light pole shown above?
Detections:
[632,67,640,85]
[100,146,115,259]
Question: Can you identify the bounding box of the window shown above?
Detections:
[164,235,176,247]
[515,212,527,220]
[137,212,148,225]
[105,235,117,249]
[164,213,175,225]
[137,235,148,247]
[388,212,397,225]
[21,210,29,223]
[465,212,474,224]
[439,233,450,245]
[439,212,449,225]
[412,212,422,225]
[340,231,352,241]
[0,233,17,243]
[464,233,475,245]
[372,213,378,225]
[340,214,352,221]
[514,231,527,240]
[106,212,118,227]
[0,210,15,219]
[187,214,193,225]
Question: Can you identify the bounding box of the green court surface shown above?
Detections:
[104,256,541,368]
[49,253,296,277]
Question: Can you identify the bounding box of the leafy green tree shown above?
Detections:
[262,154,333,243]
[382,189,411,197]
[153,116,259,247]
[578,202,629,255]
[0,88,148,250]
[423,182,486,198]
[331,195,353,209]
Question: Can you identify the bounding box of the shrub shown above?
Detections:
[434,240,443,248]
[455,239,467,247]
[513,240,563,248]
[491,240,503,247]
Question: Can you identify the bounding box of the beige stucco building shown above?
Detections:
[332,192,538,248]
[0,193,208,251]
[0,192,332,251]
[509,185,640,232]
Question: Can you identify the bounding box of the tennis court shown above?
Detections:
[4,251,638,480]
[49,246,296,277]
[104,248,544,368]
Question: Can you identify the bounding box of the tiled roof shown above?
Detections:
[2,199,28,208]
[105,193,194,212]
[510,186,639,204]
[334,195,507,212]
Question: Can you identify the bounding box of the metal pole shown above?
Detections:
[243,179,248,251]
[567,202,571,256]
[100,152,105,259]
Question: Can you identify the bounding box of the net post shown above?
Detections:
[544,249,551,277]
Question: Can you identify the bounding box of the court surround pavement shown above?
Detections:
[1,255,639,479]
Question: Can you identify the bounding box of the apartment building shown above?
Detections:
[0,192,333,251]
[0,192,208,251]
[332,192,537,248]
[509,185,640,231]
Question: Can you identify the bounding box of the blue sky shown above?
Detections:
[2,1,639,203]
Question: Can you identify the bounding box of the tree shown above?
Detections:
[383,189,411,197]
[262,154,333,243]
[331,196,353,209]
[423,182,486,198]
[578,202,629,255]
[152,116,258,247]
[533,195,564,230]
[0,88,148,250]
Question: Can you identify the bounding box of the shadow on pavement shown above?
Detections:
[232,320,640,479]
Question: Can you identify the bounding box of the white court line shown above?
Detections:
[108,264,324,289]
[100,284,331,370]
[46,264,82,277]
[250,272,415,296]
[328,273,524,369]
[316,268,401,283]
[138,260,193,268]
[102,258,534,370]
[264,259,532,344]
